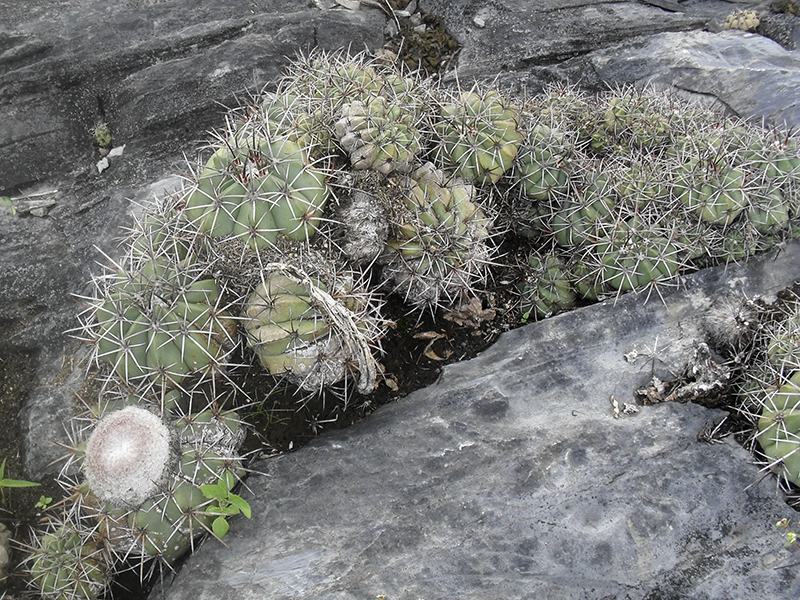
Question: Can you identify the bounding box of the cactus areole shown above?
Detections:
[83,407,175,508]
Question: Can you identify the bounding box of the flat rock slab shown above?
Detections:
[425,0,800,128]
[0,0,384,191]
[159,243,800,600]
[560,30,800,128]
[420,0,711,78]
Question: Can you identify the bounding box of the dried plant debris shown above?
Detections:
[635,342,732,407]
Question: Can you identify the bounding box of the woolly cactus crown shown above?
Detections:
[83,406,176,508]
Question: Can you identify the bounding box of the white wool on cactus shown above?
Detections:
[83,406,175,508]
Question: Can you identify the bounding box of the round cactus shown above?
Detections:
[593,89,673,151]
[550,171,617,248]
[83,406,176,509]
[433,89,523,184]
[88,255,237,390]
[757,371,800,487]
[724,10,760,31]
[256,91,325,153]
[381,162,495,311]
[26,518,111,600]
[672,160,750,226]
[334,96,422,174]
[592,227,684,296]
[512,122,577,201]
[183,132,330,249]
[767,310,800,375]
[243,264,384,395]
[615,159,671,210]
[268,50,385,156]
[518,251,576,321]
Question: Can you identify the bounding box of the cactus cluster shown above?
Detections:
[723,10,760,31]
[512,85,800,317]
[26,387,247,599]
[82,201,239,394]
[382,162,495,311]
[28,49,800,598]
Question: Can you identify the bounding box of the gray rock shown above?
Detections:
[424,0,800,127]
[564,30,800,128]
[419,0,724,81]
[0,0,385,192]
[157,242,800,600]
[758,11,800,50]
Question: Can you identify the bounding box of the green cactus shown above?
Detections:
[433,89,524,184]
[89,254,236,390]
[258,91,324,152]
[757,372,800,487]
[244,264,384,395]
[183,132,329,249]
[569,257,611,302]
[269,50,385,156]
[244,271,332,382]
[551,189,687,301]
[93,123,113,157]
[590,223,684,297]
[26,518,111,600]
[534,83,589,127]
[593,90,673,151]
[382,162,495,311]
[550,171,617,248]
[767,309,800,375]
[518,251,576,322]
[512,123,576,201]
[334,96,423,174]
[615,159,671,210]
[673,160,750,226]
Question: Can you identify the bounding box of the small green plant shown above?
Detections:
[200,471,251,539]
[35,495,53,510]
[775,518,800,569]
[0,458,40,505]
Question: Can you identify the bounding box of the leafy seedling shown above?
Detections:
[35,495,53,510]
[200,471,251,539]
